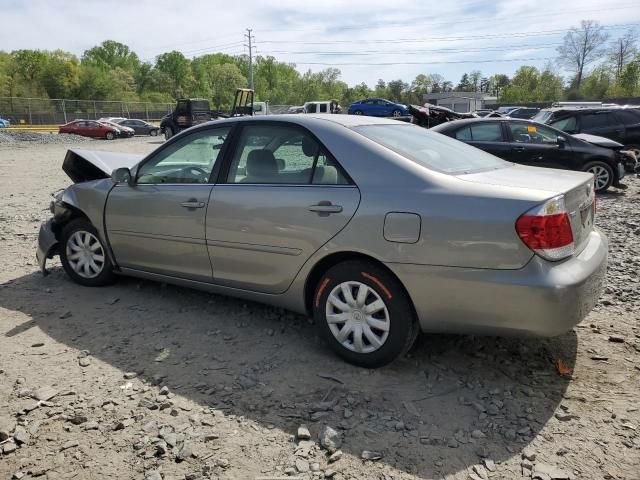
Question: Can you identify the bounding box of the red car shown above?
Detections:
[59,120,119,140]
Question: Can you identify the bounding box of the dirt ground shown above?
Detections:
[0,136,638,480]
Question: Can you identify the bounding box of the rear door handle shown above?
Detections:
[308,202,343,214]
[513,146,526,151]
[181,200,205,209]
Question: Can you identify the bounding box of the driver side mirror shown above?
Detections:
[557,136,566,148]
[112,167,133,185]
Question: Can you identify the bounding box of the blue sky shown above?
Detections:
[1,0,639,87]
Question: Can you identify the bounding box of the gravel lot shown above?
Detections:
[0,135,639,480]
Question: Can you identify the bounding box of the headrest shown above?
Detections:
[246,149,278,176]
[302,136,319,157]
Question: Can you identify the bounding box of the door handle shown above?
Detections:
[181,200,205,209]
[308,202,343,214]
[513,146,526,151]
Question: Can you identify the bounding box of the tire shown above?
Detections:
[150,129,158,136]
[391,109,401,117]
[312,260,419,368]
[60,219,115,287]
[105,131,115,140]
[353,110,363,116]
[164,127,173,140]
[583,161,614,192]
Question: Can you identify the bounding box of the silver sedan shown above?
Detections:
[37,114,608,367]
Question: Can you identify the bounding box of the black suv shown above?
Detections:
[533,107,640,159]
[160,98,212,140]
[432,118,626,192]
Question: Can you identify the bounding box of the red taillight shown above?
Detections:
[515,195,575,261]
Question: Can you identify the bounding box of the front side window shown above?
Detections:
[137,127,230,184]
[550,116,577,133]
[354,124,507,174]
[508,123,558,144]
[226,124,348,185]
[614,110,640,125]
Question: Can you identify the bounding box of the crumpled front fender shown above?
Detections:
[36,219,59,275]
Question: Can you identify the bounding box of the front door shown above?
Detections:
[105,126,231,282]
[207,123,360,294]
[506,122,572,169]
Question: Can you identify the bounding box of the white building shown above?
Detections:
[423,92,497,112]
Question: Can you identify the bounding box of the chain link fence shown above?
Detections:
[0,97,175,125]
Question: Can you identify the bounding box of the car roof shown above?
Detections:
[198,114,403,130]
[431,117,551,132]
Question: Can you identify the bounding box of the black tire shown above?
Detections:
[353,110,363,116]
[60,218,115,287]
[164,127,173,140]
[313,260,418,368]
[105,131,115,140]
[150,129,158,136]
[582,160,614,192]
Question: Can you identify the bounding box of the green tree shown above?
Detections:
[210,63,246,110]
[82,40,140,72]
[155,51,194,98]
[40,50,80,98]
[557,20,609,90]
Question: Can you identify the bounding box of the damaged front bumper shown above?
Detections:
[36,219,59,275]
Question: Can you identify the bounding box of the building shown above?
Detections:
[422,92,497,112]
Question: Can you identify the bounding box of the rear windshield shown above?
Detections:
[354,124,508,174]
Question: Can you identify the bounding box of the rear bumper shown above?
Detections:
[36,219,59,275]
[387,229,608,337]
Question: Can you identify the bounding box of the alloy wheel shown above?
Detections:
[325,281,390,354]
[392,109,401,117]
[588,165,610,191]
[66,231,106,279]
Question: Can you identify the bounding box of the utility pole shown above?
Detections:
[244,28,255,90]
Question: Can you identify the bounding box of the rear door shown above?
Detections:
[453,121,511,158]
[613,109,640,145]
[506,122,573,169]
[105,126,231,282]
[578,111,624,143]
[207,122,360,294]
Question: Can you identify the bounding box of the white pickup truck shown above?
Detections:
[302,100,342,114]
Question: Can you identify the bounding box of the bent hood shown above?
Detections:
[573,133,623,149]
[62,148,145,183]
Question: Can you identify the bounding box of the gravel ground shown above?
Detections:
[0,138,638,480]
[0,131,97,145]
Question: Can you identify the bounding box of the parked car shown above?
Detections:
[432,118,626,192]
[100,121,135,138]
[348,98,409,117]
[37,115,607,367]
[472,109,494,117]
[497,106,523,115]
[98,117,128,124]
[409,104,477,128]
[251,102,270,116]
[532,107,640,169]
[116,119,160,136]
[506,107,540,119]
[0,117,10,128]
[287,105,306,114]
[572,133,638,173]
[58,120,120,140]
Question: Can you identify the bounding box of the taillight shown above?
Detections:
[515,195,575,261]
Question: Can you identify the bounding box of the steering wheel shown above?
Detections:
[185,166,210,182]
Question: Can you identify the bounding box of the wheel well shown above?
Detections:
[52,204,89,238]
[303,251,417,317]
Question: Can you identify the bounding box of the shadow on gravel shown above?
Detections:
[1,268,577,479]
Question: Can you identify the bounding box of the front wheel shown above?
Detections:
[313,260,418,368]
[60,219,115,287]
[164,127,173,140]
[583,161,614,192]
[105,131,115,140]
[150,129,158,136]
[391,109,402,117]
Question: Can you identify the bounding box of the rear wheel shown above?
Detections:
[60,219,115,287]
[313,260,418,368]
[353,110,363,116]
[105,131,115,140]
[164,127,173,140]
[583,161,613,192]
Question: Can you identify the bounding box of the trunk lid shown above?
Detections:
[458,164,596,255]
[62,148,144,183]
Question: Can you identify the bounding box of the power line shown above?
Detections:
[274,57,554,66]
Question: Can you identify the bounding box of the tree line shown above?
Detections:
[0,21,638,110]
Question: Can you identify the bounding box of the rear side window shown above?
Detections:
[614,110,640,125]
[454,127,472,141]
[319,103,328,113]
[581,112,617,129]
[455,123,502,141]
[354,124,507,174]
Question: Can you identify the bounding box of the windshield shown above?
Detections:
[532,111,553,123]
[354,124,507,174]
